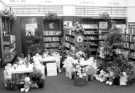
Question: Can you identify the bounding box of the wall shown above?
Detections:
[128,0,135,22]
[12,17,44,55]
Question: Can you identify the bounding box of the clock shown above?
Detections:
[74,34,85,51]
[75,35,84,43]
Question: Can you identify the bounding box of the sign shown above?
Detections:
[46,63,57,76]
[25,23,37,36]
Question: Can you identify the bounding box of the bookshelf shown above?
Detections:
[64,26,75,51]
[98,18,127,59]
[127,23,135,60]
[43,19,63,51]
[0,15,16,66]
[81,19,99,55]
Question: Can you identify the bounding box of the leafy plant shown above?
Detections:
[100,28,132,76]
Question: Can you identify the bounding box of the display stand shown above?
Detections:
[0,11,16,67]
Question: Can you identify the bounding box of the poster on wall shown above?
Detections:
[99,22,108,29]
[64,21,73,28]
[25,23,37,36]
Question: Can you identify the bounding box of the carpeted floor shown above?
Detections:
[0,70,135,93]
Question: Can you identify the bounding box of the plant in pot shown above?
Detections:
[99,27,133,85]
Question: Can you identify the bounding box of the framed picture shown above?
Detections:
[25,23,37,36]
[99,22,108,29]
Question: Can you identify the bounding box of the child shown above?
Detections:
[20,76,31,93]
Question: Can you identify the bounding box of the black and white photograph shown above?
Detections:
[0,0,135,93]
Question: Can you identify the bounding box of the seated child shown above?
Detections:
[20,76,31,93]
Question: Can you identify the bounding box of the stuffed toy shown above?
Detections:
[120,72,128,86]
[20,76,31,93]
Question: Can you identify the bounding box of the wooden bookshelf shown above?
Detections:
[43,19,63,50]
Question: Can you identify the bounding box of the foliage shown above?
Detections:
[100,28,133,76]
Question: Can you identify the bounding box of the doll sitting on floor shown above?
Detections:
[20,76,31,93]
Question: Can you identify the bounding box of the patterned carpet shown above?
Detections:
[0,69,135,93]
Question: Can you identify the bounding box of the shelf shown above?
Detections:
[129,57,135,60]
[66,34,75,38]
[43,41,60,43]
[84,38,99,40]
[65,40,75,45]
[43,35,61,37]
[89,44,98,47]
[84,34,98,36]
[130,49,135,51]
[84,28,98,30]
[44,47,59,49]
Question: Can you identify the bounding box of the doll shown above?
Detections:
[20,76,31,93]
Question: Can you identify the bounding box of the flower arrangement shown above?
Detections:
[73,62,88,79]
[73,51,88,79]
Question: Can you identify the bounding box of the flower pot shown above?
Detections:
[74,76,88,86]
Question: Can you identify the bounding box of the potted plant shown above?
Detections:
[99,27,133,85]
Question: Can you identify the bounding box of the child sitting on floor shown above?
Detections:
[20,76,31,93]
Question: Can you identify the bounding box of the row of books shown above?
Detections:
[82,24,98,29]
[122,42,130,49]
[99,30,108,34]
[44,43,60,48]
[43,37,60,42]
[130,43,135,50]
[122,35,130,42]
[85,36,98,40]
[43,31,62,36]
[128,24,135,35]
[82,22,108,30]
[122,34,135,43]
[99,35,106,40]
[129,52,135,59]
[84,31,97,35]
[66,30,73,35]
